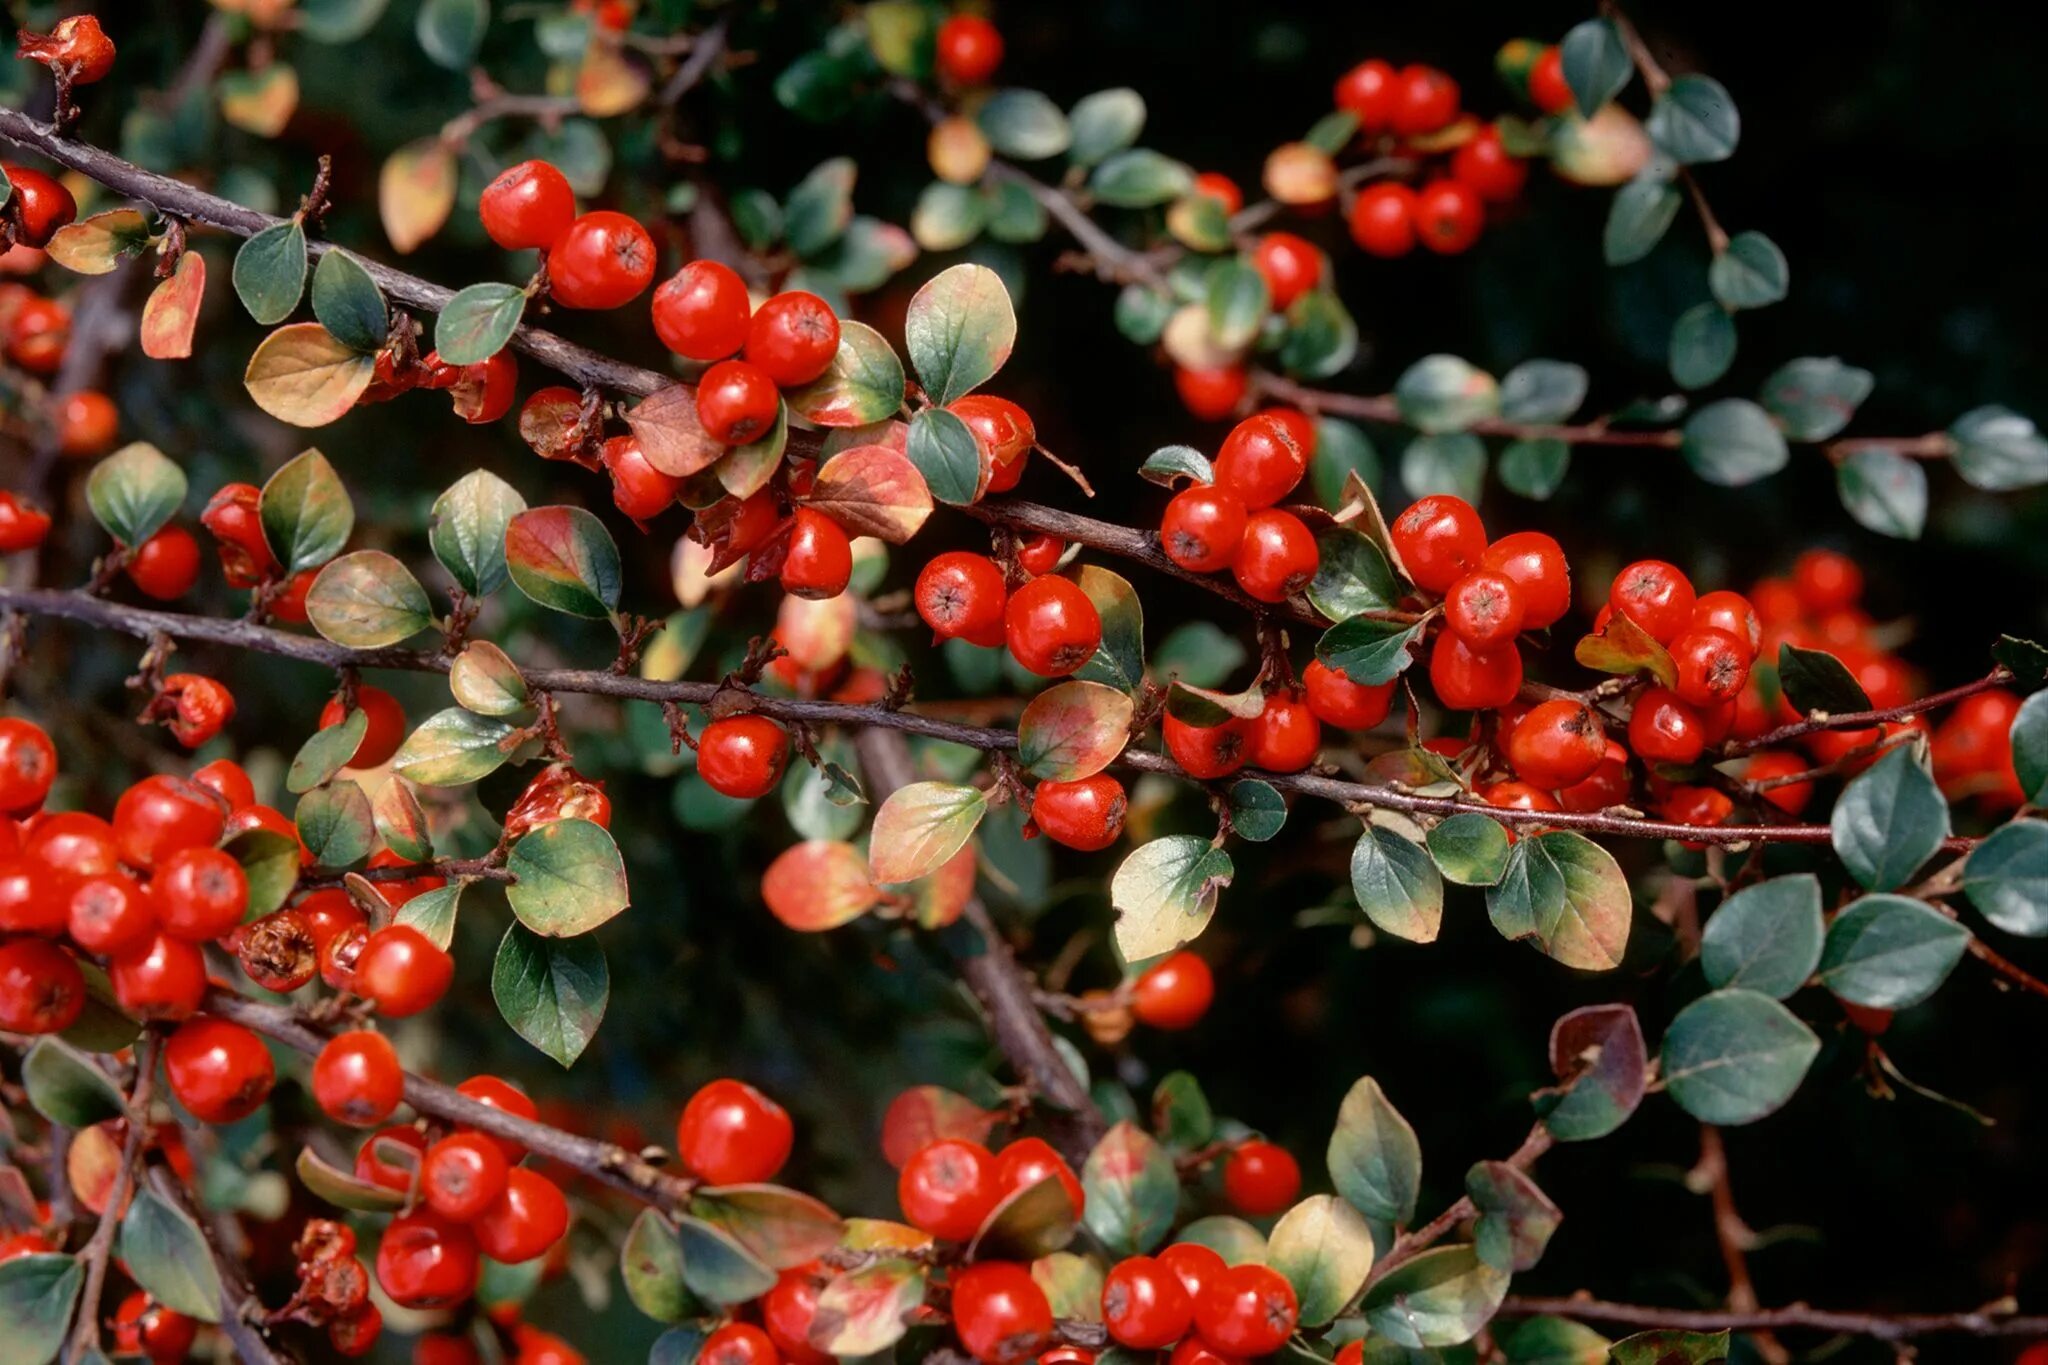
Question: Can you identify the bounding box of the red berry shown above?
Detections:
[113,774,225,870]
[1303,659,1396,730]
[66,873,156,955]
[0,717,56,815]
[746,291,841,387]
[126,524,201,601]
[1159,1242,1228,1302]
[1450,125,1528,203]
[992,1137,1086,1215]
[1250,692,1320,772]
[652,260,751,360]
[697,716,790,801]
[1222,1140,1301,1216]
[1479,532,1571,630]
[474,1166,570,1263]
[1193,1263,1298,1358]
[0,491,51,553]
[898,1139,1000,1241]
[17,16,116,85]
[1670,628,1751,708]
[313,1029,404,1127]
[1,166,75,247]
[1413,178,1483,255]
[951,1260,1053,1365]
[376,1209,480,1309]
[703,1323,782,1365]
[1231,509,1317,603]
[165,1016,275,1124]
[193,758,255,811]
[781,509,852,600]
[1528,47,1573,115]
[1030,775,1127,852]
[1744,750,1814,815]
[602,434,682,522]
[0,857,63,936]
[423,1132,510,1223]
[1191,172,1243,214]
[1690,591,1761,656]
[1391,495,1486,594]
[1005,576,1102,677]
[950,395,1037,469]
[1557,739,1631,813]
[112,1290,198,1363]
[479,160,576,251]
[677,1077,795,1185]
[917,552,1008,645]
[1334,58,1398,131]
[1429,633,1523,711]
[1346,183,1417,258]
[150,845,247,942]
[1609,560,1696,643]
[1629,687,1708,765]
[1017,533,1066,576]
[935,14,1004,85]
[1249,233,1321,310]
[1163,710,1251,780]
[329,1303,383,1357]
[547,210,655,310]
[1103,1255,1195,1349]
[1131,951,1213,1030]
[1391,64,1460,138]
[109,932,207,1020]
[1175,365,1248,421]
[155,673,234,749]
[1792,549,1863,615]
[353,925,455,1018]
[697,359,780,444]
[1658,784,1734,839]
[1161,485,1249,575]
[764,1265,834,1365]
[1214,413,1309,509]
[0,937,82,1033]
[457,1074,538,1164]
[56,389,118,457]
[1505,700,1607,789]
[1443,569,1525,648]
[28,809,120,879]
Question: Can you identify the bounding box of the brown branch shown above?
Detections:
[1724,667,2013,755]
[1497,1294,2048,1341]
[1255,371,1686,450]
[437,88,580,149]
[68,1032,158,1359]
[1966,937,2048,1001]
[659,15,730,108]
[1693,1126,1787,1364]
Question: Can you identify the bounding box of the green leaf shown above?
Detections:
[430,468,527,596]
[261,448,354,574]
[232,220,308,325]
[1760,356,1873,442]
[1709,231,1789,310]
[1995,636,2048,690]
[1467,1161,1561,1272]
[1776,642,1872,716]
[1139,444,1214,487]
[391,707,521,787]
[1610,1329,1731,1365]
[1498,360,1588,423]
[869,782,987,884]
[1081,1122,1178,1256]
[673,1215,777,1306]
[1226,780,1286,842]
[296,780,373,867]
[1660,988,1820,1125]
[1267,1195,1375,1326]
[0,1254,82,1365]
[787,322,907,427]
[1499,1316,1612,1365]
[1175,1216,1267,1266]
[1017,681,1134,781]
[23,1038,126,1127]
[1327,1076,1421,1224]
[1111,835,1234,961]
[904,263,1016,406]
[396,881,464,950]
[1360,1245,1509,1348]
[1950,405,2048,491]
[1350,826,1444,943]
[1395,354,1500,434]
[1497,438,1571,500]
[310,249,387,353]
[1836,447,1926,540]
[1485,832,1632,971]
[1114,283,1175,344]
[287,709,366,793]
[1962,819,2048,936]
[1091,149,1195,208]
[1818,893,1970,1008]
[61,963,140,1054]
[86,442,187,548]
[910,182,986,252]
[1681,399,1788,486]
[121,1188,223,1320]
[505,506,622,618]
[1068,88,1146,165]
[1153,622,1246,688]
[621,1208,701,1324]
[862,1,934,77]
[1427,813,1511,886]
[1830,745,1950,891]
[977,89,1072,160]
[417,0,487,68]
[1278,291,1358,380]
[1699,874,1823,999]
[905,406,984,506]
[1072,566,1146,693]
[227,827,301,917]
[1308,527,1399,620]
[493,923,609,1067]
[1668,303,1735,390]
[1204,256,1269,352]
[306,550,433,647]
[1152,1071,1214,1150]
[785,159,856,259]
[1647,75,1740,164]
[301,0,391,43]
[1316,616,1426,687]
[1400,433,1487,503]
[507,818,630,936]
[434,281,526,365]
[1603,175,1681,266]
[983,182,1049,244]
[1539,1003,1648,1142]
[1559,18,1631,118]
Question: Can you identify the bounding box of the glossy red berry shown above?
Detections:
[1391,64,1460,138]
[547,210,655,310]
[653,259,751,360]
[109,932,207,1020]
[1174,365,1248,421]
[1193,1263,1298,1357]
[1413,178,1484,255]
[1528,46,1573,116]
[1557,739,1631,813]
[602,434,682,522]
[1609,561,1696,644]
[1222,1140,1301,1216]
[329,1304,383,1357]
[898,1138,1000,1241]
[166,1016,275,1124]
[376,1209,480,1309]
[1303,659,1396,730]
[0,491,51,553]
[781,509,852,600]
[1429,633,1523,712]
[697,359,780,444]
[480,160,576,251]
[1,166,75,247]
[764,1265,834,1365]
[126,524,201,601]
[113,774,225,870]
[0,937,82,1033]
[1250,692,1320,772]
[313,1029,405,1127]
[1005,576,1102,677]
[1391,495,1486,594]
[697,716,790,801]
[1030,775,1127,852]
[150,845,247,942]
[1159,1242,1229,1305]
[991,1136,1085,1213]
[1232,509,1317,603]
[951,395,1037,473]
[353,925,455,1018]
[1505,700,1607,789]
[1743,749,1814,815]
[1479,532,1571,630]
[456,1074,538,1164]
[952,1260,1054,1365]
[193,758,255,811]
[1670,627,1751,708]
[0,717,56,815]
[746,290,841,387]
[316,685,407,768]
[936,14,1004,85]
[1214,413,1309,509]
[1334,58,1398,131]
[1161,485,1248,575]
[1450,125,1528,203]
[1103,1255,1195,1349]
[56,389,118,457]
[475,1166,570,1263]
[111,1290,198,1363]
[1131,951,1213,1030]
[1249,233,1321,311]
[917,552,1009,646]
[702,1323,783,1365]
[1443,569,1525,648]
[1017,533,1066,576]
[423,1131,510,1223]
[1690,591,1761,656]
[677,1077,795,1185]
[1629,687,1708,765]
[66,873,156,955]
[1792,549,1863,615]
[1346,182,1417,258]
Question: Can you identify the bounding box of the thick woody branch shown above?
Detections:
[1498,1294,2048,1341]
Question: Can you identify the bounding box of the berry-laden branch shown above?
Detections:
[0,585,1983,852]
[1498,1294,2048,1342]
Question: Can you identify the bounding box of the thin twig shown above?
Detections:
[68,1032,159,1359]
[1497,1294,2048,1341]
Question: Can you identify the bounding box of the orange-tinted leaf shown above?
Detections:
[880,1087,1000,1168]
[786,322,907,427]
[1032,1252,1105,1321]
[625,385,727,478]
[141,251,206,360]
[505,506,623,619]
[803,444,933,545]
[810,1260,928,1356]
[691,1185,846,1270]
[1017,681,1135,781]
[839,1218,936,1252]
[896,841,977,929]
[1574,610,1678,687]
[380,138,456,254]
[761,840,880,930]
[869,782,987,884]
[45,209,152,275]
[775,592,857,672]
[244,323,376,426]
[577,39,650,116]
[219,63,300,137]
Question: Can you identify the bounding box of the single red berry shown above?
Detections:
[316,684,408,771]
[1609,560,1697,644]
[66,873,156,955]
[599,434,681,522]
[1658,784,1735,841]
[1479,532,1571,630]
[677,1077,795,1185]
[1250,692,1320,772]
[0,717,56,815]
[1334,58,1398,131]
[1222,1140,1301,1216]
[165,1016,275,1124]
[950,395,1037,470]
[192,758,255,810]
[1429,633,1523,711]
[1792,549,1863,615]
[1161,485,1249,575]
[1174,365,1248,421]
[150,845,247,942]
[1443,569,1525,648]
[1162,712,1250,780]
[375,1209,480,1309]
[1017,533,1066,576]
[1450,124,1529,203]
[781,508,852,600]
[1249,233,1321,310]
[1505,700,1607,789]
[1303,659,1396,730]
[1346,182,1417,258]
[1629,687,1708,765]
[113,774,225,870]
[1391,495,1486,594]
[56,389,118,457]
[764,1265,834,1365]
[1391,64,1460,138]
[1743,750,1814,815]
[1557,739,1631,813]
[936,14,1004,85]
[111,1290,198,1363]
[1131,951,1213,1030]
[153,673,234,749]
[313,1029,405,1127]
[1191,172,1243,214]
[1259,407,1318,458]
[1,166,75,247]
[1159,1242,1228,1302]
[697,716,790,801]
[1690,591,1761,656]
[746,291,841,387]
[992,1136,1086,1214]
[1030,775,1127,852]
[109,932,207,1019]
[353,925,455,1018]
[125,524,201,601]
[1214,412,1309,509]
[547,210,655,310]
[0,857,63,936]
[1670,628,1751,708]
[329,1303,383,1357]
[898,1138,1000,1241]
[1232,509,1318,604]
[1413,178,1484,255]
[1005,576,1102,677]
[423,1132,510,1223]
[702,1323,783,1365]
[1193,1263,1298,1357]
[474,1167,571,1263]
[652,259,752,360]
[697,359,780,444]
[1103,1255,1195,1349]
[27,809,120,879]
[917,552,1009,646]
[0,491,51,553]
[0,937,83,1033]
[17,16,116,85]
[952,1260,1054,1365]
[480,160,577,251]
[457,1074,538,1164]
[1528,46,1573,115]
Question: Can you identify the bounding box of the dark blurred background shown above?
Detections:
[11,1,2048,1359]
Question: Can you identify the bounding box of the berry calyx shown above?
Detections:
[917,552,1009,645]
[1443,569,1525,648]
[547,210,655,310]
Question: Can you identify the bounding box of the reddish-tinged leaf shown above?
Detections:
[1017,681,1135,781]
[869,782,988,884]
[809,1260,928,1356]
[971,1174,1079,1261]
[803,444,933,545]
[45,209,152,275]
[822,418,910,457]
[244,323,376,426]
[380,138,457,254]
[761,840,881,930]
[786,321,907,427]
[896,842,977,929]
[505,506,622,618]
[691,1185,846,1270]
[141,252,206,360]
[219,63,300,137]
[880,1087,1000,1168]
[839,1218,935,1252]
[1032,1252,1105,1321]
[626,385,727,478]
[519,386,589,463]
[775,592,857,672]
[578,39,650,116]
[1574,610,1677,687]
[1537,1002,1648,1142]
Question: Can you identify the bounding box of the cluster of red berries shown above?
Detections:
[914,546,1105,674]
[1159,408,1322,603]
